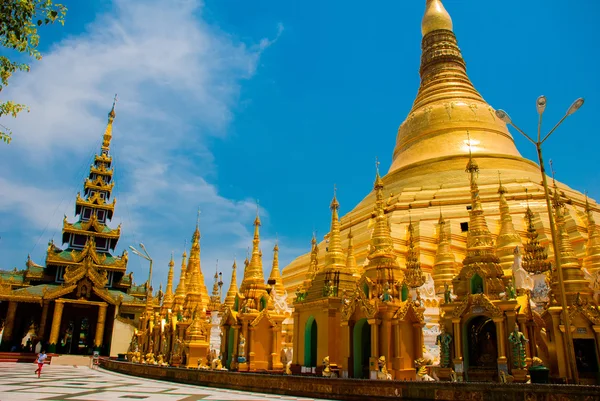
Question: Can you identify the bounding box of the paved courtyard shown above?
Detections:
[0,363,331,401]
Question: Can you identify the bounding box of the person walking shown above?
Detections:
[34,350,47,378]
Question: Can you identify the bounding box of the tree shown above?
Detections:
[0,0,66,144]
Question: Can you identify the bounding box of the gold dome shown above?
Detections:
[422,0,453,36]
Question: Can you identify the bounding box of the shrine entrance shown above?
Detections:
[304,316,317,368]
[573,338,600,384]
[465,315,498,382]
[353,318,371,379]
[58,303,97,355]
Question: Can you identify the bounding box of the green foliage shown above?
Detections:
[0,0,67,144]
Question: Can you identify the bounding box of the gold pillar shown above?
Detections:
[2,301,18,344]
[391,321,401,373]
[292,312,300,364]
[494,318,507,363]
[94,303,108,348]
[368,318,380,378]
[49,300,65,348]
[452,318,462,359]
[38,301,50,340]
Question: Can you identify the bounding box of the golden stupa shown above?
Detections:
[282,0,598,297]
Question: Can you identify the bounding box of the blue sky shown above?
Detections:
[1,0,599,294]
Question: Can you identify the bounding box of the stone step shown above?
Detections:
[50,355,92,366]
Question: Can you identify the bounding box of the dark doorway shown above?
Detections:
[574,338,600,383]
[304,316,317,367]
[465,316,498,381]
[353,318,371,379]
[58,304,96,355]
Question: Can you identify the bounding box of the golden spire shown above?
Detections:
[305,233,319,282]
[162,253,175,311]
[404,211,425,289]
[208,260,221,312]
[365,163,401,279]
[325,185,346,270]
[346,228,359,277]
[186,210,209,310]
[223,259,238,309]
[268,240,285,295]
[240,207,266,295]
[432,212,457,295]
[521,197,551,274]
[422,0,453,36]
[495,173,522,271]
[454,140,504,299]
[465,135,494,253]
[173,247,187,313]
[551,181,592,303]
[101,94,117,153]
[584,194,600,275]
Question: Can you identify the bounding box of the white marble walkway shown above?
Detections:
[0,363,332,401]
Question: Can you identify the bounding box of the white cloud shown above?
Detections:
[0,0,286,289]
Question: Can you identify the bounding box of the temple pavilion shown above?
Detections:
[283,0,600,384]
[0,100,146,356]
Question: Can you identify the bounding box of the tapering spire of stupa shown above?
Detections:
[325,185,346,270]
[521,200,551,275]
[432,212,457,295]
[223,260,238,309]
[345,228,359,277]
[496,173,522,271]
[162,253,175,311]
[186,210,209,310]
[365,160,401,279]
[240,206,266,295]
[269,240,285,295]
[101,94,117,154]
[390,0,525,174]
[404,210,425,289]
[551,180,591,303]
[584,195,600,275]
[173,246,187,313]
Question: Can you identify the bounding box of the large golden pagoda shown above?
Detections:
[282,0,600,383]
[283,0,597,316]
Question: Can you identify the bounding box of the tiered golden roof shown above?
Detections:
[550,182,592,303]
[207,262,221,312]
[432,213,457,295]
[186,221,209,310]
[521,206,551,274]
[404,215,425,289]
[239,213,267,303]
[495,177,522,272]
[364,170,402,281]
[302,193,358,302]
[452,153,505,299]
[584,196,600,275]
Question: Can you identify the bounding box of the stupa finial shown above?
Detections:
[422,0,453,37]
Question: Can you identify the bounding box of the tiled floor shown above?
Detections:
[0,363,331,401]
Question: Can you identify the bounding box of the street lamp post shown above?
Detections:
[129,243,153,297]
[495,96,584,384]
